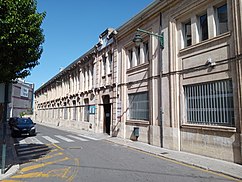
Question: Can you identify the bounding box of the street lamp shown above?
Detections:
[133,28,164,146]
[133,28,164,49]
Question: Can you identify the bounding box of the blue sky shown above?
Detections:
[26,0,154,90]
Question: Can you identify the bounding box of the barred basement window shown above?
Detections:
[129,92,149,120]
[184,80,234,126]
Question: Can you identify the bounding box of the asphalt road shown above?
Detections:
[3,124,236,182]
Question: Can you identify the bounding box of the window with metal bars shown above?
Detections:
[184,80,234,126]
[128,92,149,121]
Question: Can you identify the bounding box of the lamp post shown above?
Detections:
[133,28,164,146]
[133,28,164,49]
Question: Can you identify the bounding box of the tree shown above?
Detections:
[0,1,45,173]
[0,0,45,83]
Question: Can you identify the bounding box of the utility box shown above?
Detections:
[133,127,139,137]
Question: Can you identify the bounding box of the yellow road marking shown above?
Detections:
[19,157,69,173]
[11,172,49,179]
[61,167,72,178]
[33,152,64,161]
[52,143,64,150]
[19,149,58,164]
[49,148,58,153]
[10,167,72,179]
[2,180,23,182]
[48,167,71,178]
[67,158,80,182]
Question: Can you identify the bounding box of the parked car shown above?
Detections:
[8,117,18,129]
[11,117,36,137]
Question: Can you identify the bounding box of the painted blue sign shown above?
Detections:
[89,105,96,114]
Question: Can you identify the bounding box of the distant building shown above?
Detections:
[9,79,34,117]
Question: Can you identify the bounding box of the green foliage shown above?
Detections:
[19,111,26,117]
[0,0,45,83]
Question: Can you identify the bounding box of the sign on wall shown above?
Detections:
[21,87,29,98]
[89,105,96,114]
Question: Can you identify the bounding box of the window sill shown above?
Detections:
[180,31,231,54]
[181,123,236,133]
[126,120,150,126]
[127,62,149,74]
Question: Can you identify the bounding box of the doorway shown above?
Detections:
[103,95,111,135]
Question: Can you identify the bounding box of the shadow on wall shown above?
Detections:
[112,117,121,137]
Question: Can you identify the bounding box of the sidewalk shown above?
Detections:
[0,124,19,181]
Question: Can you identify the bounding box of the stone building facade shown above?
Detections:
[34,0,242,163]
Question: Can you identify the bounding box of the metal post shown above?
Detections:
[1,82,9,174]
[137,28,164,48]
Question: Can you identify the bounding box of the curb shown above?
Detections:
[0,164,20,181]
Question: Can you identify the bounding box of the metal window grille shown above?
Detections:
[184,80,234,126]
[129,92,149,120]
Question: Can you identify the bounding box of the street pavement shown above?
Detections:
[0,121,242,181]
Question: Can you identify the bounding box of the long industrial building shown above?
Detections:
[34,0,242,164]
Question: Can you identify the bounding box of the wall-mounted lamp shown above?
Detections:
[133,28,164,49]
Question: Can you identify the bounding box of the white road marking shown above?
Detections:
[42,136,60,143]
[78,134,99,141]
[54,135,74,142]
[27,137,44,144]
[67,135,89,141]
[18,138,27,145]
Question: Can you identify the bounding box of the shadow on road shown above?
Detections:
[0,124,52,174]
